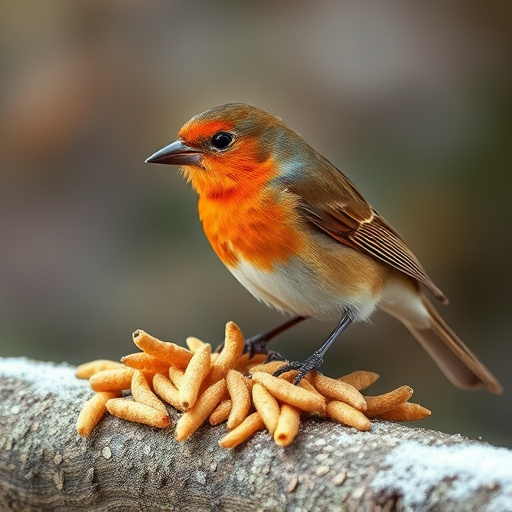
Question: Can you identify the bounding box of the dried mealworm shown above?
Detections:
[311,372,367,411]
[89,368,135,392]
[252,383,280,434]
[248,360,288,375]
[326,400,371,431]
[226,369,251,429]
[205,322,245,386]
[132,329,191,369]
[131,370,168,415]
[76,391,120,436]
[209,399,232,425]
[298,377,324,398]
[338,370,379,391]
[365,386,414,417]
[219,412,265,449]
[152,373,183,411]
[75,360,125,380]
[106,398,171,428]
[186,336,210,353]
[252,372,326,414]
[274,404,301,447]
[120,352,170,374]
[175,379,227,441]
[377,402,431,422]
[179,343,212,410]
[168,367,185,389]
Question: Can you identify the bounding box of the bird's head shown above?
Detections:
[146,103,289,198]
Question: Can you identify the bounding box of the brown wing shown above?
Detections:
[284,152,447,303]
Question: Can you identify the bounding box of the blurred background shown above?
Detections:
[1,2,510,447]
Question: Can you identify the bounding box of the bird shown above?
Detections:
[146,103,502,393]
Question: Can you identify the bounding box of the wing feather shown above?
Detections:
[299,200,447,303]
[278,148,447,303]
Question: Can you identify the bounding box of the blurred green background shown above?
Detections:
[1,2,510,447]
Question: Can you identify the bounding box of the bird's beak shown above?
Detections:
[145,140,201,166]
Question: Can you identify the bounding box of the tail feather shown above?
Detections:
[380,281,502,394]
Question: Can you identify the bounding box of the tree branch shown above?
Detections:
[0,357,511,511]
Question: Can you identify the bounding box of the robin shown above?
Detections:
[146,103,501,393]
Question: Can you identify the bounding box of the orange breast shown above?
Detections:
[198,186,304,271]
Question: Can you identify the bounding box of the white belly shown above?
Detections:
[227,257,380,321]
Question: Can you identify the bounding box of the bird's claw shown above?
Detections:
[242,333,271,358]
[273,353,324,385]
[264,351,286,363]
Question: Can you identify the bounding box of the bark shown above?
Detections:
[0,357,511,512]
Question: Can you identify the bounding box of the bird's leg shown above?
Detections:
[215,315,307,357]
[245,315,308,357]
[273,312,353,384]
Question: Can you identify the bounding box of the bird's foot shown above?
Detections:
[264,351,286,363]
[273,351,324,385]
[242,333,270,358]
[215,332,272,359]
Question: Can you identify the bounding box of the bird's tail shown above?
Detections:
[380,283,502,394]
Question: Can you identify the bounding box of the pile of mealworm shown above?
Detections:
[76,321,430,448]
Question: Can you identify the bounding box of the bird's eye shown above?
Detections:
[210,132,234,151]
